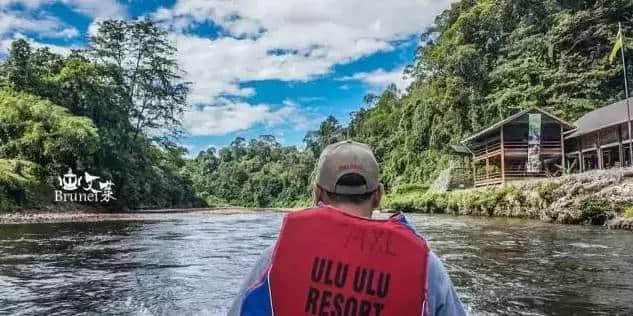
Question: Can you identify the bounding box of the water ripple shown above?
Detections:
[0,213,632,315]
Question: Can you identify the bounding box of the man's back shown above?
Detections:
[229,206,467,316]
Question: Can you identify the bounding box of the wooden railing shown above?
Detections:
[474,176,503,186]
[474,170,547,186]
[473,140,562,160]
[504,140,561,149]
[474,172,501,182]
[471,140,501,157]
[505,170,547,178]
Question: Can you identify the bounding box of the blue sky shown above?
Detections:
[0,0,454,156]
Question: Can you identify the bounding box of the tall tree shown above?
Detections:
[2,40,33,92]
[0,21,201,210]
[90,20,190,143]
[303,115,344,157]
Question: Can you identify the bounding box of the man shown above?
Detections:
[229,140,466,316]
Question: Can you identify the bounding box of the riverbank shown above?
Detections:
[384,167,633,231]
[6,166,633,231]
[0,207,290,224]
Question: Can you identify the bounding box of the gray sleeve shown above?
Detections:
[227,246,275,316]
[426,251,468,316]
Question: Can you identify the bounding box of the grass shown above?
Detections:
[625,206,633,218]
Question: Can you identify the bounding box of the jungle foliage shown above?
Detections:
[346,0,633,193]
[2,0,633,210]
[184,136,315,208]
[0,20,199,210]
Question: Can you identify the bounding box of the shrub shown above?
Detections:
[0,159,47,212]
[0,195,17,212]
[0,90,99,172]
[392,183,429,195]
[533,180,562,204]
[204,195,228,208]
[385,182,541,218]
[624,206,633,218]
[578,198,612,217]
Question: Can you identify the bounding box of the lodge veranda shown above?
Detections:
[457,98,633,187]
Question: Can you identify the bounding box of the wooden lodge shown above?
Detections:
[459,108,575,187]
[458,98,633,187]
[564,98,633,172]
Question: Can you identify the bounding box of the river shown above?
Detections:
[0,212,632,315]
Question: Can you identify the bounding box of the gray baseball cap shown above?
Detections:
[315,140,380,195]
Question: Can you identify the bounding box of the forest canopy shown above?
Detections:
[1,0,632,210]
[0,20,198,210]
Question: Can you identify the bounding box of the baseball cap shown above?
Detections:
[315,140,380,195]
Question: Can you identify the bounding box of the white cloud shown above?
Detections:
[1,0,452,138]
[298,96,326,103]
[0,0,124,56]
[62,0,126,19]
[0,0,125,52]
[0,10,79,38]
[0,0,126,18]
[156,0,454,136]
[338,67,413,92]
[183,100,307,136]
[156,0,453,104]
[0,0,48,9]
[172,33,385,104]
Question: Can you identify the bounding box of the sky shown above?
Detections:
[0,0,454,156]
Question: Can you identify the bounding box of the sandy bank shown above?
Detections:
[0,207,291,224]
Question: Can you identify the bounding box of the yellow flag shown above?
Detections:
[609,29,623,64]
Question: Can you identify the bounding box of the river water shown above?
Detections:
[0,212,632,315]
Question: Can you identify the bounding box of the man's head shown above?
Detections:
[312,140,382,217]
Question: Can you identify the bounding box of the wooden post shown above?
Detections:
[485,138,488,154]
[560,124,566,171]
[472,157,476,186]
[622,124,633,166]
[579,137,584,172]
[578,152,582,172]
[501,126,505,183]
[597,132,603,169]
[485,138,489,181]
[486,158,490,180]
[618,126,624,167]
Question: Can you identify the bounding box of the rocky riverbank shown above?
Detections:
[606,217,633,230]
[384,167,633,231]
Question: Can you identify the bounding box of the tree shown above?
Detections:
[340,0,633,189]
[90,19,190,142]
[303,115,344,157]
[186,135,314,208]
[0,21,202,210]
[0,89,98,173]
[2,39,33,92]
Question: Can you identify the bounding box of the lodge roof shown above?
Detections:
[460,107,575,144]
[565,97,633,139]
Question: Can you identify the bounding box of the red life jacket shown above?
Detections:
[268,205,429,316]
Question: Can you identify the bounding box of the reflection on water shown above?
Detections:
[0,213,632,315]
[409,215,633,315]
